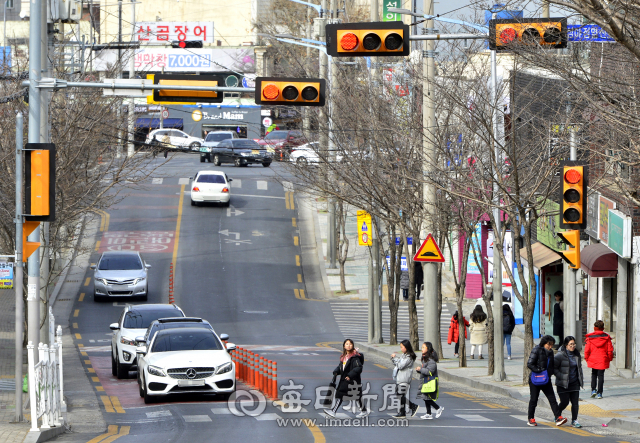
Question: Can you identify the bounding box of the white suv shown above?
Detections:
[110,304,185,379]
[146,129,204,151]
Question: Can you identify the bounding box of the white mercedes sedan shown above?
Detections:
[136,328,236,404]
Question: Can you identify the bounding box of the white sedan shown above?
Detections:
[190,171,231,207]
[290,142,320,165]
[136,328,236,404]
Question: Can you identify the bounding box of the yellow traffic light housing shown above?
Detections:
[255,77,326,107]
[326,21,410,57]
[151,74,224,104]
[25,143,55,222]
[489,18,567,51]
[557,230,580,269]
[23,220,40,262]
[559,161,587,230]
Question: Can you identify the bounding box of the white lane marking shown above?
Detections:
[211,408,233,415]
[230,179,242,188]
[510,415,547,422]
[146,410,172,418]
[257,180,268,190]
[183,415,212,422]
[408,425,554,429]
[152,178,163,184]
[455,414,493,421]
[282,181,294,192]
[178,178,190,185]
[231,194,285,200]
[254,413,282,421]
[227,207,245,217]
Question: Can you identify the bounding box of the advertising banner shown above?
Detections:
[135,22,214,43]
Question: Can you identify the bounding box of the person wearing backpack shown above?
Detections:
[390,340,418,418]
[526,335,567,427]
[324,339,369,418]
[415,342,443,420]
[503,304,516,360]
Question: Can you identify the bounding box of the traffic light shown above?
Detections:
[489,18,567,51]
[559,161,587,229]
[326,21,410,57]
[171,41,203,49]
[557,230,580,269]
[255,77,326,107]
[22,221,40,262]
[25,143,55,222]
[151,74,224,104]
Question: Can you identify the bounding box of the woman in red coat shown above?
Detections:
[447,311,469,357]
[584,320,614,399]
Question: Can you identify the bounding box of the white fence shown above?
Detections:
[27,320,65,432]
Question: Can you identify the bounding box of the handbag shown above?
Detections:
[420,372,438,393]
[320,375,337,407]
[530,357,551,386]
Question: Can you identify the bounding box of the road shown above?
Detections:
[53,153,638,443]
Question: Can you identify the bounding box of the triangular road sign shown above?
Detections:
[413,233,445,263]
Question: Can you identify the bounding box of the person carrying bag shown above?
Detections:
[416,342,443,420]
[324,339,369,418]
[526,335,566,427]
[391,339,418,418]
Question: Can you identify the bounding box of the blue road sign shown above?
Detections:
[568,24,614,42]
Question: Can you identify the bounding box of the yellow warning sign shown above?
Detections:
[413,233,444,263]
[357,210,372,246]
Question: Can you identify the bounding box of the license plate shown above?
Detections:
[199,147,208,152]
[252,150,259,155]
[178,379,205,387]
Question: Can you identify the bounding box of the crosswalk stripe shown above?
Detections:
[455,414,494,421]
[257,180,268,190]
[230,179,242,188]
[254,413,282,421]
[152,178,163,184]
[183,415,212,422]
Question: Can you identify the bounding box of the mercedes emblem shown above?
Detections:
[186,368,197,379]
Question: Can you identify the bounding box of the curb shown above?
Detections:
[306,196,332,299]
[50,215,87,308]
[23,425,66,443]
[607,418,640,434]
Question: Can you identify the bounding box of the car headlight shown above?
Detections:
[120,337,136,346]
[240,152,251,157]
[96,278,108,285]
[216,362,233,375]
[148,365,166,377]
[133,277,146,285]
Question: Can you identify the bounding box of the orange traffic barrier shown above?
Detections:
[273,361,278,400]
[248,352,255,386]
[267,360,273,398]
[260,357,266,392]
[239,348,244,381]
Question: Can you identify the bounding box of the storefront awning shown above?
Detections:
[135,118,183,129]
[520,242,562,270]
[581,243,618,278]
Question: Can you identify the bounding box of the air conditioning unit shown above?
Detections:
[50,0,82,23]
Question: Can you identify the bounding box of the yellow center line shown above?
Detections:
[297,274,302,283]
[79,293,85,302]
[171,184,185,300]
[110,396,125,413]
[305,421,325,443]
[300,289,306,299]
[73,323,78,329]
[75,333,82,339]
[78,344,84,348]
[374,364,387,369]
[292,217,297,227]
[95,240,100,251]
[294,289,300,299]
[285,191,291,210]
[100,395,115,413]
[539,420,601,437]
[84,360,91,364]
[97,211,106,233]
[84,277,91,287]
[295,255,300,266]
[86,424,118,443]
[74,309,79,317]
[104,211,110,231]
[290,192,295,210]
[294,236,299,246]
[101,426,130,443]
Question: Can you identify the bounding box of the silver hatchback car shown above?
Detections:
[92,251,150,302]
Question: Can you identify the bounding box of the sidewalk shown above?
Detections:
[304,194,640,434]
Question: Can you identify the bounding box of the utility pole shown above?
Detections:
[27,0,42,367]
[325,0,337,269]
[491,5,505,381]
[567,95,578,340]
[127,0,136,157]
[14,112,24,423]
[303,8,312,132]
[542,1,550,18]
[116,0,123,158]
[421,0,439,347]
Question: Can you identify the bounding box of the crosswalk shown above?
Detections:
[170,177,276,191]
[330,301,452,344]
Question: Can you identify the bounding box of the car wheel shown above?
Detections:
[190,142,201,150]
[234,158,242,167]
[213,155,221,166]
[296,157,307,166]
[190,198,195,206]
[262,162,271,168]
[207,155,212,163]
[116,354,128,379]
[111,349,117,376]
[143,387,155,404]
[200,155,205,163]
[138,374,144,397]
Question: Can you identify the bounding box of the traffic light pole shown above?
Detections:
[127,0,136,157]
[567,116,578,340]
[326,0,337,270]
[14,112,24,423]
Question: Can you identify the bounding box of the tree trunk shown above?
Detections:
[436,262,443,359]
[456,294,467,367]
[387,227,401,346]
[336,199,349,294]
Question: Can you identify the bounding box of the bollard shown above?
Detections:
[267,360,273,398]
[248,352,255,387]
[237,347,243,381]
[272,361,278,400]
[258,356,264,392]
[240,348,246,381]
[261,357,267,393]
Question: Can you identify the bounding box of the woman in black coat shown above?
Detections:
[526,335,566,427]
[324,339,369,418]
[554,336,584,428]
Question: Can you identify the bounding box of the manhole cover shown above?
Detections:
[243,311,268,314]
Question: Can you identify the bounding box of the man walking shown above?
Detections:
[585,320,614,399]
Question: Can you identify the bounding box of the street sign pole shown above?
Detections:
[14,112,24,422]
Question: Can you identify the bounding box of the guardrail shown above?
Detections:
[231,347,277,400]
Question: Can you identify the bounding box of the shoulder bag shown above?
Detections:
[530,357,551,386]
[420,371,438,393]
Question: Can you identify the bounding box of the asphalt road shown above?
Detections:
[53,153,639,443]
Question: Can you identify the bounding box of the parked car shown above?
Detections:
[211,139,272,167]
[110,303,185,379]
[136,328,236,403]
[200,131,238,162]
[92,251,151,302]
[190,170,231,207]
[290,142,321,165]
[145,129,204,151]
[256,130,306,159]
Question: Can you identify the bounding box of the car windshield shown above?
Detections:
[151,330,223,352]
[265,131,287,140]
[232,140,261,149]
[124,309,184,329]
[148,323,211,343]
[206,133,232,142]
[98,254,142,270]
[197,174,225,184]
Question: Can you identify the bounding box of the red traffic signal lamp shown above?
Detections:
[557,230,580,269]
[326,21,410,57]
[255,77,326,107]
[489,18,567,51]
[559,161,587,230]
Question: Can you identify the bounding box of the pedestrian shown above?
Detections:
[414,262,423,301]
[162,132,170,159]
[400,270,410,301]
[503,304,516,360]
[415,341,444,420]
[324,339,369,418]
[584,320,614,399]
[469,305,488,359]
[526,334,567,427]
[447,310,469,357]
[390,340,419,418]
[553,291,564,347]
[554,336,584,428]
